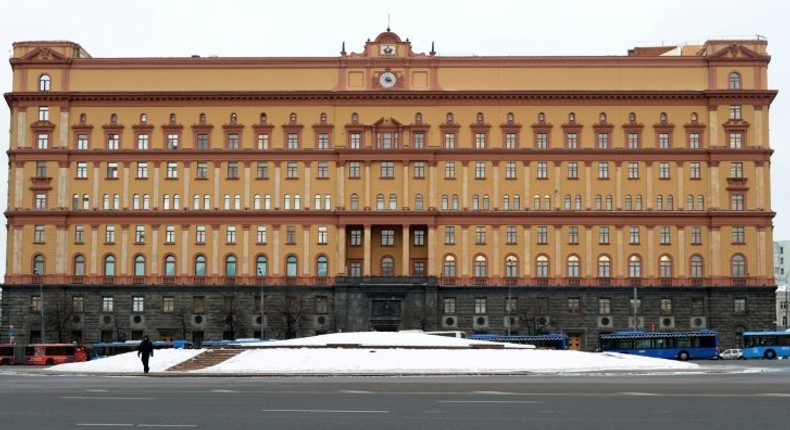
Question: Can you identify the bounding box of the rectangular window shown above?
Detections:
[286,226,296,244]
[227,133,240,149]
[132,296,145,313]
[568,226,579,245]
[660,298,673,315]
[37,133,49,149]
[317,161,329,179]
[76,162,88,179]
[659,162,671,179]
[730,162,743,178]
[734,298,747,315]
[193,296,206,313]
[348,161,361,179]
[287,133,299,149]
[286,162,299,179]
[196,225,206,244]
[381,229,395,246]
[257,133,269,149]
[196,162,208,179]
[317,133,330,150]
[107,134,120,150]
[445,226,456,245]
[690,162,701,179]
[732,226,745,244]
[567,162,578,179]
[256,162,269,179]
[729,104,742,120]
[475,226,486,245]
[36,161,47,178]
[599,226,610,244]
[106,162,118,179]
[598,298,611,314]
[474,298,487,314]
[505,162,517,179]
[627,133,639,149]
[165,226,176,244]
[598,162,609,179]
[412,132,425,149]
[568,298,581,314]
[444,162,456,179]
[35,193,47,209]
[660,226,671,245]
[226,225,237,244]
[537,161,548,179]
[163,297,175,313]
[474,132,486,149]
[729,132,743,148]
[629,226,640,244]
[34,225,45,243]
[413,161,425,179]
[505,132,517,149]
[475,162,486,179]
[77,134,89,150]
[72,296,84,313]
[691,226,702,245]
[196,133,209,150]
[38,106,49,121]
[102,297,114,312]
[105,225,116,244]
[227,162,239,179]
[536,225,549,245]
[136,162,148,179]
[566,133,578,149]
[628,162,639,179]
[166,162,178,179]
[689,132,701,149]
[257,226,267,244]
[597,133,609,149]
[167,133,179,150]
[658,133,670,149]
[413,229,425,246]
[349,132,361,149]
[730,194,745,211]
[317,226,328,244]
[691,298,705,315]
[506,226,517,245]
[135,225,146,244]
[350,229,362,246]
[536,132,548,149]
[74,225,85,244]
[380,162,395,178]
[443,133,455,149]
[443,298,456,314]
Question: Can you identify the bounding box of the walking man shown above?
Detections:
[137,335,154,373]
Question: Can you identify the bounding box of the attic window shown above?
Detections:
[568,112,575,123]
[629,112,636,122]
[446,112,454,123]
[170,113,177,124]
[599,112,607,124]
[691,112,698,123]
[199,113,206,124]
[537,112,545,122]
[476,113,484,123]
[320,113,327,123]
[39,74,51,92]
[230,113,238,124]
[351,112,359,123]
[259,113,267,123]
[289,113,297,123]
[659,112,668,124]
[507,112,514,123]
[415,113,422,124]
[110,113,118,124]
[140,114,147,123]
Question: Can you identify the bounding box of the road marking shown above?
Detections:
[137,425,197,428]
[262,409,388,414]
[338,390,374,394]
[76,425,196,428]
[210,389,238,393]
[77,425,133,427]
[437,400,542,404]
[619,392,659,396]
[65,396,157,400]
[86,389,108,393]
[760,393,790,397]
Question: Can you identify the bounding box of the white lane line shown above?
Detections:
[760,393,790,397]
[137,425,198,428]
[437,400,543,404]
[619,392,660,396]
[64,396,157,400]
[76,425,133,427]
[262,409,388,414]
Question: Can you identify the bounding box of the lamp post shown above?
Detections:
[258,268,265,340]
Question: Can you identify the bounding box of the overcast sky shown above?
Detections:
[1,0,787,280]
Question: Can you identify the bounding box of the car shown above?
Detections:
[718,348,743,360]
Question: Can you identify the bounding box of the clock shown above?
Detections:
[379,71,397,88]
[380,45,395,55]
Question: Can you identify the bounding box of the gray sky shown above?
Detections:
[1,0,787,279]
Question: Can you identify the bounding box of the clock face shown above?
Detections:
[379,71,397,88]
[380,45,395,55]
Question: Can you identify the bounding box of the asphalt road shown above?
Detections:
[2,360,790,430]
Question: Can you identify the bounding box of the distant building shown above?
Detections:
[1,31,778,350]
[774,240,790,283]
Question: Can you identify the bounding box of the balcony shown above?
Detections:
[628,277,643,286]
[535,277,550,286]
[597,277,612,286]
[471,277,488,286]
[503,277,519,286]
[566,277,581,286]
[659,277,674,286]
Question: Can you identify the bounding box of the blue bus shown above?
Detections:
[91,339,193,359]
[469,333,569,350]
[598,330,719,361]
[742,330,790,359]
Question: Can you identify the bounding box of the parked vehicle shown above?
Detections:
[717,348,743,360]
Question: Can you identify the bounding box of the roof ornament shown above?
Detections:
[430,41,436,56]
[387,13,391,32]
[341,41,346,56]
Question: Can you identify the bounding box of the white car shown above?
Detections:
[718,349,743,360]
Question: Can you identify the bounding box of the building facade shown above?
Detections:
[2,32,777,350]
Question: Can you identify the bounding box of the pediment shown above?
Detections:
[371,117,404,127]
[18,46,71,63]
[709,44,764,59]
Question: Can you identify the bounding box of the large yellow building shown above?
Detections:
[2,31,777,349]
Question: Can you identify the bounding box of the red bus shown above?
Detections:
[24,343,89,365]
[0,344,18,365]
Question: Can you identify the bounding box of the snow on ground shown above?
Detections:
[50,331,698,375]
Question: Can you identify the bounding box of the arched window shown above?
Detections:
[388,193,397,210]
[574,195,582,210]
[33,254,45,275]
[376,194,385,210]
[83,194,90,209]
[110,113,118,124]
[230,112,238,124]
[324,194,331,210]
[534,194,542,210]
[294,194,301,210]
[224,194,231,210]
[381,256,394,276]
[104,255,116,276]
[72,194,80,210]
[169,113,177,123]
[289,112,297,123]
[443,255,456,277]
[728,72,742,90]
[163,195,171,210]
[260,113,268,123]
[446,112,454,123]
[543,194,551,210]
[537,112,545,122]
[536,255,549,278]
[697,195,705,211]
[415,112,422,123]
[199,113,207,123]
[567,255,580,277]
[195,255,206,276]
[284,194,291,210]
[605,194,612,211]
[635,195,643,210]
[686,194,694,210]
[659,112,668,123]
[598,255,611,278]
[628,255,642,278]
[666,195,673,210]
[625,195,633,210]
[471,255,487,278]
[350,194,359,210]
[233,194,241,210]
[103,194,110,210]
[514,194,521,210]
[164,255,176,276]
[472,194,480,210]
[314,194,321,210]
[39,74,51,92]
[73,255,85,276]
[656,195,663,211]
[254,194,261,210]
[564,194,572,210]
[659,255,673,278]
[691,112,698,122]
[690,255,704,278]
[351,112,359,123]
[507,112,515,123]
[114,194,121,209]
[452,194,460,210]
[256,255,268,276]
[731,254,746,277]
[595,195,603,210]
[264,194,271,210]
[505,255,519,278]
[225,255,237,276]
[599,112,607,123]
[286,255,298,277]
[140,113,148,123]
[629,112,636,122]
[482,194,490,210]
[143,194,150,209]
[476,112,484,123]
[415,194,424,210]
[568,112,575,122]
[203,194,211,210]
[441,194,449,210]
[316,255,329,277]
[134,255,146,276]
[193,194,200,210]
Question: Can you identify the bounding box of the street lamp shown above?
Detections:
[258,268,265,340]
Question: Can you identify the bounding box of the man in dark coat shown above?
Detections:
[137,335,154,373]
